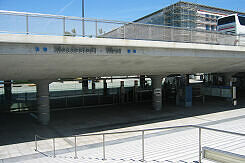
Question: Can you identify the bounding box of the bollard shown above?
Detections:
[53,138,56,158]
[35,135,37,151]
[74,136,78,159]
[199,128,202,163]
[142,131,145,162]
[102,134,106,160]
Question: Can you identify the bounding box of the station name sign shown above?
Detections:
[53,46,122,55]
[106,47,121,54]
[54,46,96,54]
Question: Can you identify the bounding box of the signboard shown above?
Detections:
[106,47,121,54]
[54,46,96,54]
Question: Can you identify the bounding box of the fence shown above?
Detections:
[35,125,245,163]
[0,10,243,46]
[0,87,152,112]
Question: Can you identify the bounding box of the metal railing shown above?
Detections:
[34,125,245,162]
[0,10,244,46]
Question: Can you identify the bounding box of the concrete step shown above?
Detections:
[20,155,217,163]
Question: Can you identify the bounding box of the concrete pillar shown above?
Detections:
[140,75,146,88]
[133,80,139,103]
[120,81,125,104]
[82,77,88,92]
[151,76,163,111]
[223,73,237,106]
[232,86,237,106]
[92,80,96,93]
[186,74,190,85]
[203,74,206,83]
[4,80,12,103]
[103,79,107,95]
[36,80,50,125]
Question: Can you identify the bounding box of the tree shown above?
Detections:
[64,28,76,37]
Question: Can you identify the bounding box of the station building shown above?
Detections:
[0,1,244,126]
[134,1,245,31]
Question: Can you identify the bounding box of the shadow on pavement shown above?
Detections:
[0,98,244,146]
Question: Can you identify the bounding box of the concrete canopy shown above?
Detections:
[0,34,245,80]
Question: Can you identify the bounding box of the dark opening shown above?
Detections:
[238,16,245,25]
[218,15,235,25]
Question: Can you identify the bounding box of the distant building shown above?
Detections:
[134,1,245,31]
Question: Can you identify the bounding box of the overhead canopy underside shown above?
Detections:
[0,34,245,80]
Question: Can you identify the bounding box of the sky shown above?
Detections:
[0,0,245,21]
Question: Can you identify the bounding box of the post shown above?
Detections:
[151,75,163,111]
[123,24,126,39]
[95,20,98,37]
[171,28,174,41]
[92,80,96,93]
[53,138,56,158]
[199,128,202,163]
[74,136,78,159]
[82,0,85,37]
[82,77,88,93]
[63,17,66,35]
[232,86,237,106]
[142,131,145,162]
[134,80,138,103]
[140,75,146,89]
[4,80,12,104]
[35,135,37,151]
[26,15,29,34]
[102,134,106,160]
[103,79,107,96]
[120,81,125,104]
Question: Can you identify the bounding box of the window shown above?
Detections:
[206,25,210,30]
[217,15,235,25]
[238,16,245,25]
[205,14,210,21]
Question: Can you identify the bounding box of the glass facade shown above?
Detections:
[137,12,164,25]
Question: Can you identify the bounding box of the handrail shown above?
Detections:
[1,9,242,47]
[0,9,236,35]
[35,125,245,138]
[34,125,245,162]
